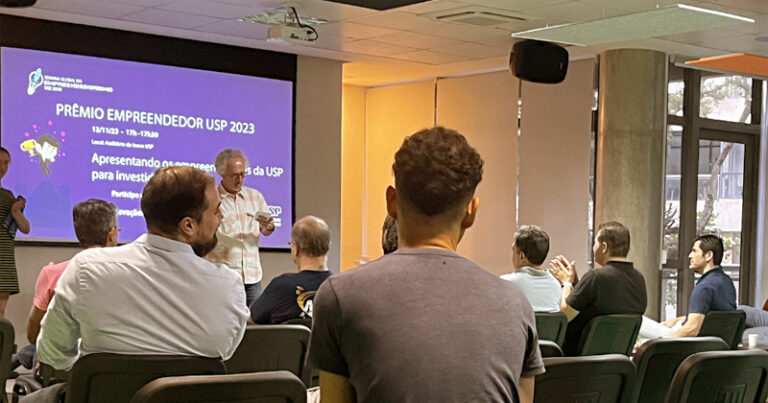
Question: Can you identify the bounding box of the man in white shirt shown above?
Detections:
[207,149,275,307]
[37,166,249,371]
[501,225,562,312]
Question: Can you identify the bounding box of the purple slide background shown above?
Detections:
[1,47,293,247]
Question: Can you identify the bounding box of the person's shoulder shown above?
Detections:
[40,259,70,276]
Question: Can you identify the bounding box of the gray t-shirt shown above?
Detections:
[501,266,562,312]
[309,248,544,403]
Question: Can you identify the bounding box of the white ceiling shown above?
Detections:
[1,0,767,86]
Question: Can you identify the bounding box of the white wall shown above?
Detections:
[7,55,344,344]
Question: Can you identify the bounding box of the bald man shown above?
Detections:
[249,216,332,324]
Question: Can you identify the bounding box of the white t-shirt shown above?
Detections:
[501,266,562,312]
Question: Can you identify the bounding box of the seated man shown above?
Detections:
[640,234,736,339]
[14,199,119,371]
[37,166,249,371]
[501,225,562,312]
[551,221,647,356]
[250,215,332,324]
[309,127,543,402]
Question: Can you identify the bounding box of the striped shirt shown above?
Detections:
[207,184,269,284]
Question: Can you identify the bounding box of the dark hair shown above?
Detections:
[141,166,213,234]
[73,199,117,247]
[597,221,630,257]
[0,147,9,157]
[514,225,549,265]
[291,216,330,257]
[38,134,60,148]
[382,215,398,254]
[694,234,724,266]
[393,126,483,217]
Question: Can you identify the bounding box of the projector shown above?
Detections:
[267,24,317,44]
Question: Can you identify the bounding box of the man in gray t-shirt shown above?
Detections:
[309,127,544,402]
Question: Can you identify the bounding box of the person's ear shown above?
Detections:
[705,250,714,263]
[178,216,197,239]
[386,186,398,220]
[460,196,480,229]
[106,227,118,246]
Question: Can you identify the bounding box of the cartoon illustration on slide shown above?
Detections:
[27,68,43,95]
[20,134,60,177]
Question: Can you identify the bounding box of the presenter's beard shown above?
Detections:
[192,234,217,257]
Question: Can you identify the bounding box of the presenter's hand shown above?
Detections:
[256,215,275,235]
[11,198,25,213]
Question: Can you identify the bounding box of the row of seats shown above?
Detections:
[536,344,768,403]
[536,310,747,356]
[10,324,313,403]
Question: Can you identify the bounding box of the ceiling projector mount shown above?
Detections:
[240,2,322,45]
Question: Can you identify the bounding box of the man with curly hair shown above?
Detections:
[309,127,543,403]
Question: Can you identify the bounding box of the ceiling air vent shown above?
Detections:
[428,6,527,27]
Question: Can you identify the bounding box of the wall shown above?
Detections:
[7,55,344,344]
[518,59,595,272]
[340,85,366,271]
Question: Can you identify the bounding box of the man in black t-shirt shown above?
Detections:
[249,216,332,324]
[551,221,647,355]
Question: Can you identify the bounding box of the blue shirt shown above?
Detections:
[689,267,736,314]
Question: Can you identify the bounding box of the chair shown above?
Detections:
[535,354,637,403]
[130,370,307,403]
[283,317,312,329]
[633,337,729,403]
[65,353,226,403]
[539,340,564,357]
[665,349,768,403]
[223,324,312,387]
[0,319,14,403]
[577,314,641,356]
[698,310,746,350]
[535,312,567,346]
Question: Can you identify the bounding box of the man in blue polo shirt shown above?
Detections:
[641,234,736,338]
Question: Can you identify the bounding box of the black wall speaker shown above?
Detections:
[0,0,36,6]
[509,40,569,84]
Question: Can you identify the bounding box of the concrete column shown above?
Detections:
[596,49,666,319]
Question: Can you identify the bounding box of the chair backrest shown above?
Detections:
[0,318,14,386]
[664,349,768,403]
[577,314,642,356]
[65,353,225,403]
[131,370,307,403]
[539,340,564,358]
[223,324,312,386]
[283,317,312,329]
[535,354,637,403]
[634,337,729,403]
[698,310,746,349]
[535,312,567,346]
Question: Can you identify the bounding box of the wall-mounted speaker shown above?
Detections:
[509,40,569,84]
[0,0,36,6]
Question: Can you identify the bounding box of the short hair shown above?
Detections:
[694,234,724,266]
[382,215,398,254]
[393,127,483,217]
[0,147,9,157]
[514,225,549,265]
[291,216,331,257]
[141,166,214,234]
[214,149,249,176]
[597,221,631,257]
[73,199,117,247]
[38,134,60,148]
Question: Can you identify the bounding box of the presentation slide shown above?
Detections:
[0,47,293,247]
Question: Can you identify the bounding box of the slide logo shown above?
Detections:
[27,68,43,95]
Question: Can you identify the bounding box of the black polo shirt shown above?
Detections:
[563,260,647,355]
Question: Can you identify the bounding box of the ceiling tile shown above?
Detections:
[120,8,222,29]
[399,0,466,14]
[156,0,258,19]
[101,0,173,6]
[525,1,628,22]
[416,22,520,47]
[390,49,467,64]
[374,31,465,49]
[350,11,442,30]
[195,18,269,40]
[456,0,571,12]
[698,0,768,14]
[35,0,145,18]
[342,40,419,56]
[313,21,401,39]
[292,1,379,21]
[430,42,507,58]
